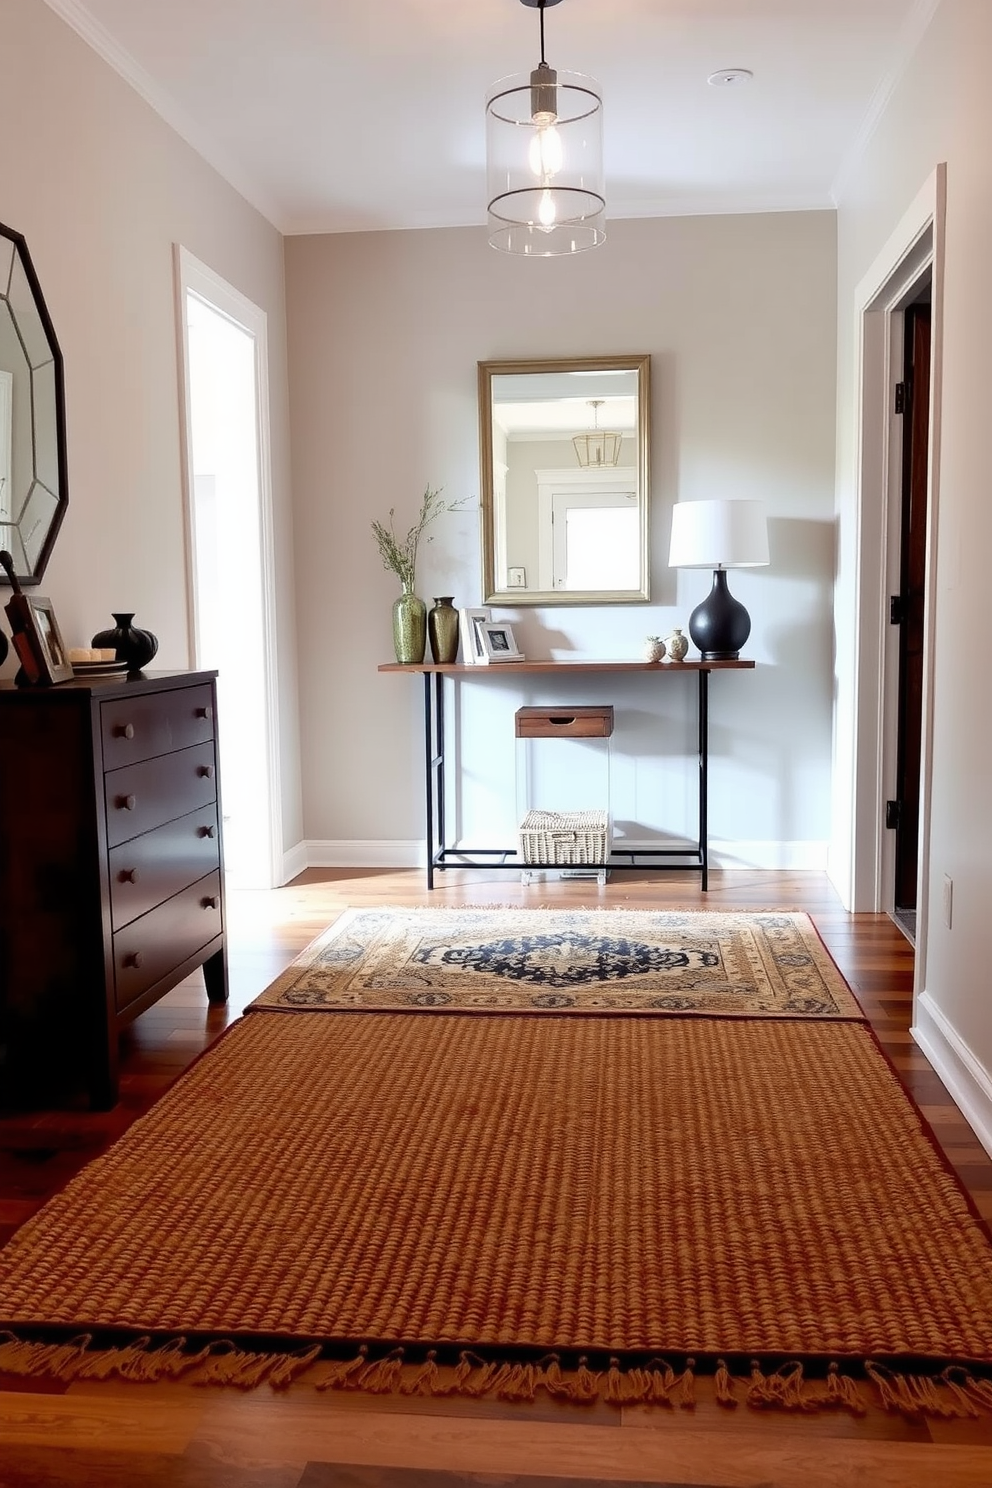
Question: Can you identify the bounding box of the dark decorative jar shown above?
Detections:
[91,612,159,672]
[392,583,427,665]
[428,596,459,664]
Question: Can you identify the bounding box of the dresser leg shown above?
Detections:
[203,946,229,1005]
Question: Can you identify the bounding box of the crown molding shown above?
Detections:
[281,192,834,238]
[830,0,944,205]
[41,0,285,231]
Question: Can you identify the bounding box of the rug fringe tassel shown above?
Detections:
[315,1343,370,1390]
[866,1361,988,1420]
[714,1357,738,1407]
[1,1329,990,1417]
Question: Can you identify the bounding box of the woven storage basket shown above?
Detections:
[518,809,611,865]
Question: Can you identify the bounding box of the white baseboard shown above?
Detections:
[280,841,309,885]
[305,840,425,869]
[708,840,829,870]
[913,990,992,1160]
[297,839,827,873]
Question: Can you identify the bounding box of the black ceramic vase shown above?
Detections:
[91,612,159,672]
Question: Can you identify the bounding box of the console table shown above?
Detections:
[378,659,754,890]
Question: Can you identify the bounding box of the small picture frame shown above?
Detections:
[477,621,525,664]
[458,606,492,665]
[12,595,74,684]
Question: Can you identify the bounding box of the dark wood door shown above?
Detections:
[894,303,931,913]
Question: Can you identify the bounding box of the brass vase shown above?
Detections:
[392,582,427,664]
[428,596,459,664]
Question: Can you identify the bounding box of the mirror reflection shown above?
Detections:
[478,355,650,605]
[0,222,68,586]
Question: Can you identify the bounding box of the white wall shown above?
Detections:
[833,0,992,1136]
[0,0,303,855]
[286,211,837,865]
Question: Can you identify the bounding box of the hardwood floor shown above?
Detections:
[2,867,992,1488]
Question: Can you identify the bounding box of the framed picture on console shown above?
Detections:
[477,621,525,664]
[458,606,492,665]
[10,595,74,684]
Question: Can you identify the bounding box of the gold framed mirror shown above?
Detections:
[478,354,650,605]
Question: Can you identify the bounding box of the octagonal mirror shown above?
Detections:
[0,221,68,586]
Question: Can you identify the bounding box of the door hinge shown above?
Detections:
[889,594,905,624]
[895,382,907,414]
[886,800,902,829]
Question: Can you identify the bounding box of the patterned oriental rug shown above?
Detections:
[1,983,992,1415]
[251,907,866,1019]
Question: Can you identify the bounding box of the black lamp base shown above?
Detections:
[687,569,751,661]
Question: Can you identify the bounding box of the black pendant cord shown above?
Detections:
[539,0,547,65]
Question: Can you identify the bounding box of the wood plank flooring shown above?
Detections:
[2,868,992,1488]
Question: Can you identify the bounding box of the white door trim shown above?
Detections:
[847,165,946,1009]
[173,246,283,889]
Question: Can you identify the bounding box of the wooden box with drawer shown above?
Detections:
[0,670,228,1109]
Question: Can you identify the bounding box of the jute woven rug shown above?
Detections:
[1,1008,991,1413]
[251,907,865,1019]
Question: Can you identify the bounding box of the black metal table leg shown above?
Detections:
[699,668,709,890]
[435,672,445,866]
[423,672,435,889]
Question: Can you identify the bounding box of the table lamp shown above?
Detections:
[668,499,769,659]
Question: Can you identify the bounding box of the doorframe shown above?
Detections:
[173,245,284,889]
[848,165,945,1004]
[535,466,638,590]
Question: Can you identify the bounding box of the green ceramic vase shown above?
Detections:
[392,582,427,664]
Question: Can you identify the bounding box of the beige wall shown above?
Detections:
[0,0,302,852]
[286,211,837,859]
[834,0,992,1100]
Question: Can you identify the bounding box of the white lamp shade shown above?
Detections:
[668,499,769,569]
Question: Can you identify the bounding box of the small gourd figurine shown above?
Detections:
[642,635,666,663]
[665,627,689,663]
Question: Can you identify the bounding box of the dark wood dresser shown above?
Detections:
[0,669,228,1109]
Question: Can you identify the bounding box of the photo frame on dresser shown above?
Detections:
[10,595,73,684]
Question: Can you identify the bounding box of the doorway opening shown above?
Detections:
[846,165,945,1008]
[890,286,932,944]
[175,248,281,889]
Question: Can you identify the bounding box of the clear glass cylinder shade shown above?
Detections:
[486,69,605,256]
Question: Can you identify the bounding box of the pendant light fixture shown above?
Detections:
[486,0,605,256]
[572,400,622,467]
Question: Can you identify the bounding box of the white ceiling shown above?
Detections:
[45,0,938,236]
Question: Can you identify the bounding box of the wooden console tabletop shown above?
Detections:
[378,659,754,674]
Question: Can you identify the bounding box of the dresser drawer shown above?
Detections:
[105,742,217,847]
[113,870,223,1014]
[109,804,221,931]
[101,684,215,769]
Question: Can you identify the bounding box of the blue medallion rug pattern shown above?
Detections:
[251,908,866,1020]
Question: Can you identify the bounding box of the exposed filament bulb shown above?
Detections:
[528,121,563,180]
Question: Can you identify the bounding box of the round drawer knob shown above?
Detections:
[119,868,139,884]
[196,705,213,720]
[114,723,135,740]
[198,764,215,779]
[201,895,219,910]
[117,794,137,811]
[123,950,143,969]
[199,824,217,839]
